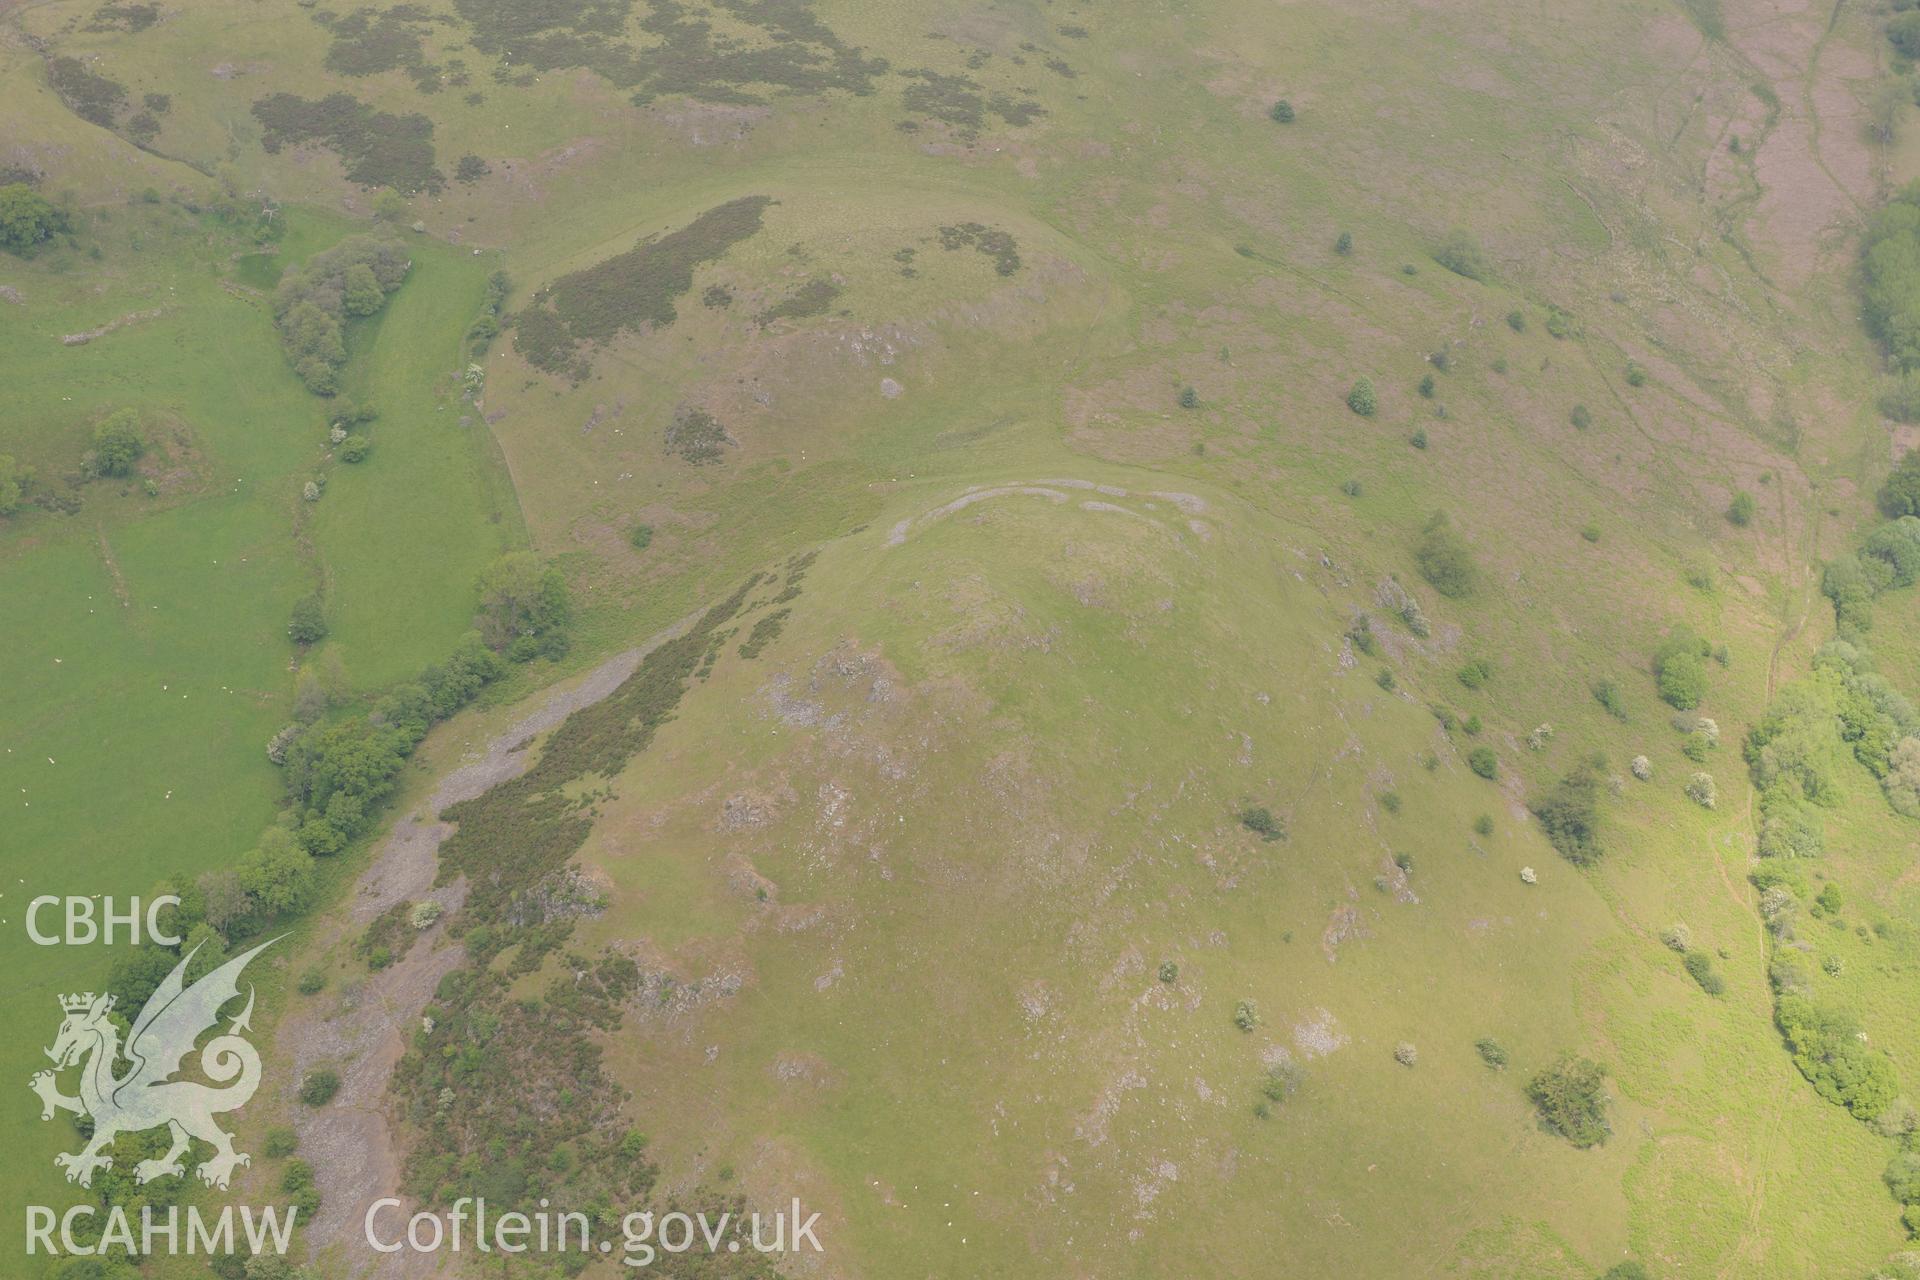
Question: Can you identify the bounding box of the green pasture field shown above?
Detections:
[0,188,521,1260]
[0,193,322,1247]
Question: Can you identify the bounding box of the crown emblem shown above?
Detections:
[59,992,110,1014]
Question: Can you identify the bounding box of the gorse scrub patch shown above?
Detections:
[253,92,444,193]
[512,196,770,379]
[1526,1055,1611,1147]
[1683,948,1726,995]
[1534,763,1603,865]
[1414,511,1478,598]
[1239,806,1285,841]
[1592,678,1627,720]
[1346,377,1377,417]
[298,1069,341,1106]
[1432,230,1493,282]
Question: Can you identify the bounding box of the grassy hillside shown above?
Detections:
[2,0,1919,1275]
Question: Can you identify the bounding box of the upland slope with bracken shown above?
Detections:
[2,0,1919,1276]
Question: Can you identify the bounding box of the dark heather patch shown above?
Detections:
[754,277,840,326]
[435,577,758,917]
[737,607,789,658]
[510,195,770,378]
[86,3,160,33]
[252,92,445,193]
[900,68,1042,133]
[48,56,128,128]
[394,569,807,1227]
[937,221,1022,276]
[452,0,885,105]
[320,5,443,79]
[664,407,733,464]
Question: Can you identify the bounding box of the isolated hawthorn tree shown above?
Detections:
[90,409,145,477]
[0,183,62,251]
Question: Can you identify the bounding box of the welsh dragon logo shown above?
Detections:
[29,938,276,1190]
